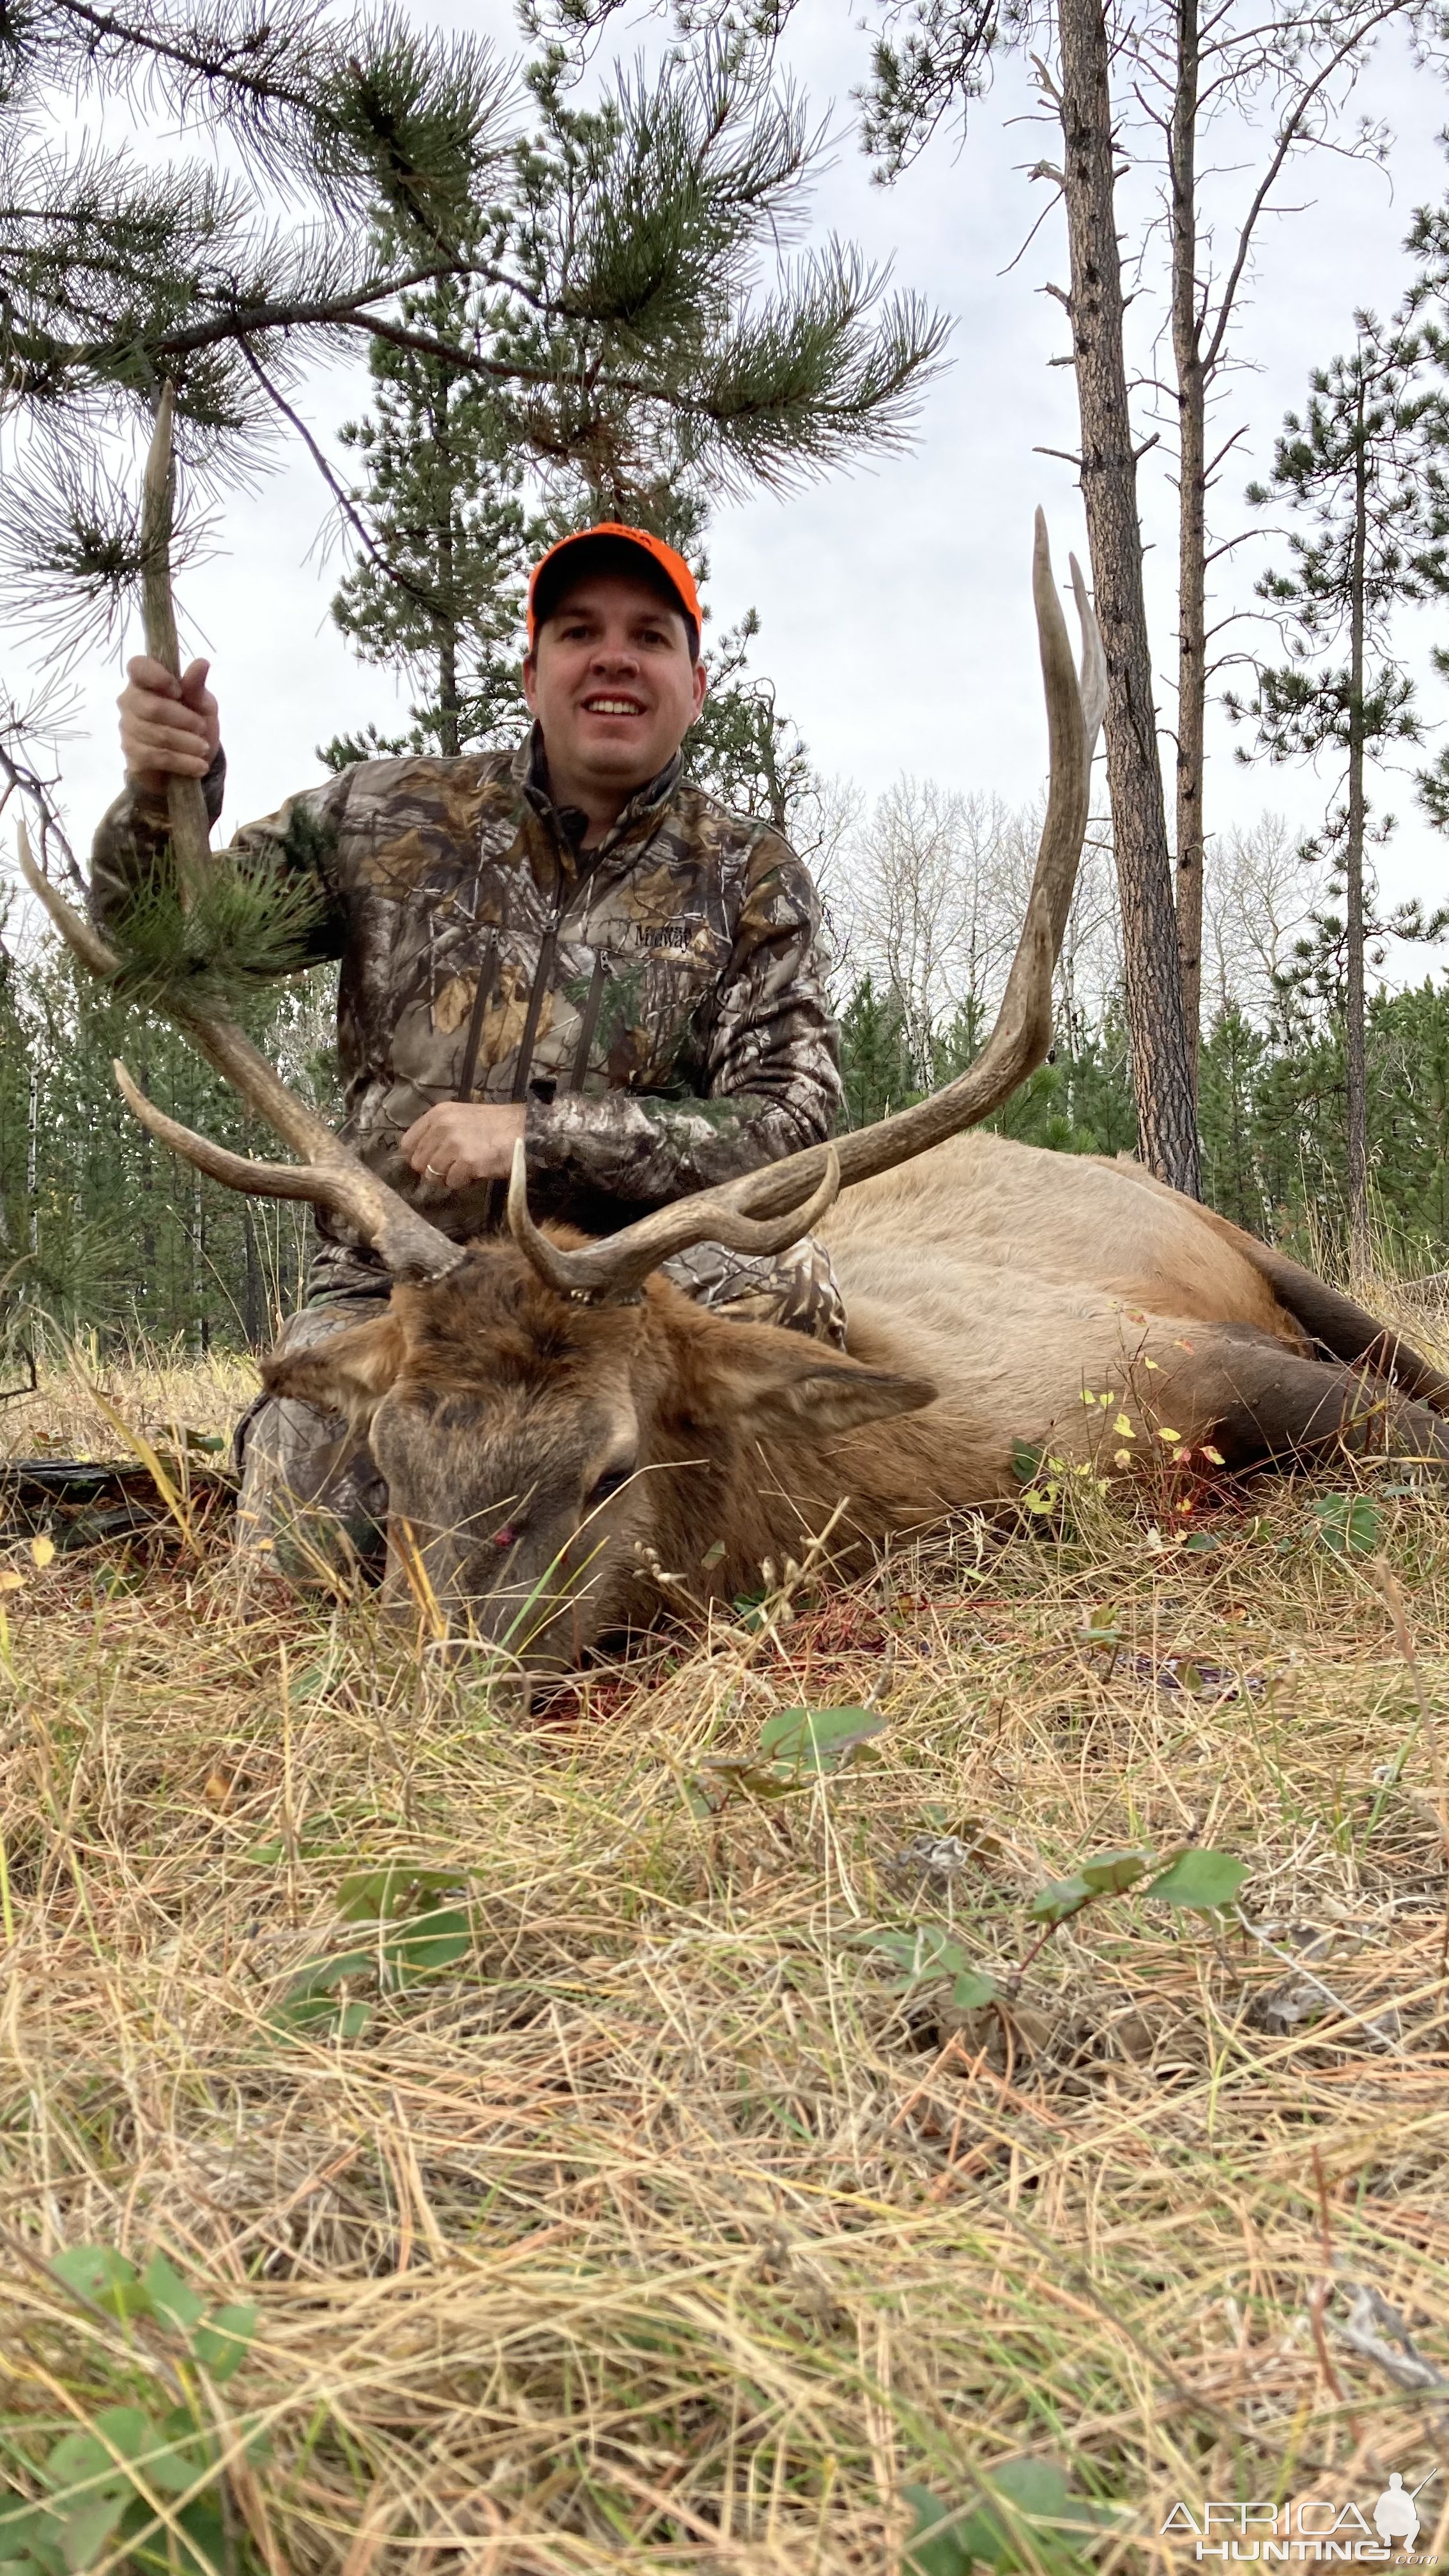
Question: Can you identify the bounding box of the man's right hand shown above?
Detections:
[118,656,220,797]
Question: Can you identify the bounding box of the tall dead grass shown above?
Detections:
[1,1346,1447,2572]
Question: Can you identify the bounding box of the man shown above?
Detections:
[92,523,843,1581]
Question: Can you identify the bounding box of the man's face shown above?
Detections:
[523,572,706,795]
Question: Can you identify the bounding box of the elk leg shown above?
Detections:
[1180,1326,1449,1475]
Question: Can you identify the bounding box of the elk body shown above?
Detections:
[20,437,1449,1669]
[251,1128,1449,1664]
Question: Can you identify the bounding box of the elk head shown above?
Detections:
[256,1235,937,1661]
[18,451,1104,1662]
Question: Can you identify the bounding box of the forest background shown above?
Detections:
[8,0,1449,1354]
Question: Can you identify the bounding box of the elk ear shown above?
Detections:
[260,1310,407,1436]
[710,1331,937,1442]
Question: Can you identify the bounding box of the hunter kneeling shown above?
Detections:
[91,525,842,1586]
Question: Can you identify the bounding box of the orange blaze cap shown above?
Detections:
[526,521,702,649]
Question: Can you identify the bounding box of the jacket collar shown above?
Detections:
[512,722,683,864]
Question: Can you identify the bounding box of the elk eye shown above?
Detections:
[585,1464,635,1510]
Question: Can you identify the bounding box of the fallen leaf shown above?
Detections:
[0,1570,24,1594]
[30,1534,54,1569]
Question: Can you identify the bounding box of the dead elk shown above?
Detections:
[19,519,1449,1666]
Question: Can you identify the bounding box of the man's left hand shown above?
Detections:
[401,1103,527,1190]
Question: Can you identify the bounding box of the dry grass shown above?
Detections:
[3,1340,1449,2573]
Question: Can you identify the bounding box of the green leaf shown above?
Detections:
[55,2411,154,2476]
[49,2246,147,2320]
[866,1928,999,2009]
[758,1705,887,1772]
[279,1946,375,2005]
[1028,1874,1093,1928]
[58,2492,128,2572]
[1009,1440,1044,1487]
[335,1863,471,1924]
[194,2303,257,2383]
[42,2438,114,2494]
[120,2494,228,2576]
[140,2250,204,2335]
[906,2460,1112,2576]
[903,2483,969,2576]
[868,1925,966,1981]
[0,2497,66,2576]
[1145,1850,1248,1910]
[384,1906,472,1985]
[1312,1493,1382,1558]
[1077,1848,1152,1897]
[273,1989,373,2040]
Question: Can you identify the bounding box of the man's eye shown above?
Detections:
[585,1466,636,1510]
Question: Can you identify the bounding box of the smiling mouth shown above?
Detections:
[581,696,646,716]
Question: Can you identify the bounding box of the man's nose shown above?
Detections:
[590,638,641,672]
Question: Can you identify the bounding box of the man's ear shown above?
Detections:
[705,1327,936,1443]
[260,1311,406,1436]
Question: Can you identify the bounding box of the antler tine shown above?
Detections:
[16,816,123,982]
[508,1140,841,1305]
[1070,549,1108,762]
[685,510,1101,1227]
[111,1062,466,1282]
[14,389,472,1289]
[142,383,213,884]
[505,512,1097,1303]
[17,824,465,1285]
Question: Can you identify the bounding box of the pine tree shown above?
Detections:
[1,22,947,719]
[1227,311,1449,1276]
[325,253,542,762]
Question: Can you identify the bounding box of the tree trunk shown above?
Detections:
[1345,379,1369,1279]
[1055,0,1202,1195]
[436,503,461,761]
[1170,0,1207,1086]
[434,374,463,760]
[438,613,461,760]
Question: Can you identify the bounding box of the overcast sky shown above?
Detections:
[7,0,1449,972]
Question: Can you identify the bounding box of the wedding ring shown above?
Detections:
[425,1163,445,1178]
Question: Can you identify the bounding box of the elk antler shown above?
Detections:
[17,822,466,1284]
[509,509,1105,1303]
[507,1138,841,1304]
[141,382,214,889]
[16,392,470,1285]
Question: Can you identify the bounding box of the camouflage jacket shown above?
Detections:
[91,729,842,1292]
